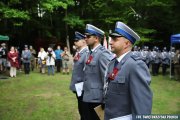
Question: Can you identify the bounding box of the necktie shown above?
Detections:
[114,59,119,68]
[89,50,92,55]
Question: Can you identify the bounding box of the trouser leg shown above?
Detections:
[10,67,13,77]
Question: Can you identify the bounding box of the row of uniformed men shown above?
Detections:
[132,46,176,76]
[70,21,153,120]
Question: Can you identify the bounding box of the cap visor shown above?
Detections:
[109,33,122,37]
[85,33,93,35]
[75,38,82,41]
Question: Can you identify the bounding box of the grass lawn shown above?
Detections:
[151,75,180,114]
[0,70,180,120]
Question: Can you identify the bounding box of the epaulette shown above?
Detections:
[131,54,142,61]
[100,47,115,61]
[104,53,114,61]
[86,49,89,53]
[99,46,106,51]
[81,47,89,54]
[86,49,90,53]
[111,57,116,61]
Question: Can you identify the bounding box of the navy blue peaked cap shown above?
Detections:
[85,24,105,38]
[74,31,86,41]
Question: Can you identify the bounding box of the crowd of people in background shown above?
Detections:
[1,21,179,120]
[0,42,180,80]
[132,46,180,80]
[0,42,72,77]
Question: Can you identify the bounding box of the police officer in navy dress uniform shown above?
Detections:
[83,24,112,120]
[104,21,153,120]
[69,31,88,120]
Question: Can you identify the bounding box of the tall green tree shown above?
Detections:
[0,0,179,49]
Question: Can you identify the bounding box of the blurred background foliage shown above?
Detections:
[0,0,180,50]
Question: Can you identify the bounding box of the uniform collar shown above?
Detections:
[116,51,131,63]
[79,46,88,53]
[91,44,101,52]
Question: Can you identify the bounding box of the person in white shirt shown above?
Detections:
[38,47,47,74]
[46,47,56,75]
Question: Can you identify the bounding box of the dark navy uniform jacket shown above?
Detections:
[104,52,153,120]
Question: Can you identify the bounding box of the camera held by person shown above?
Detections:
[48,48,53,57]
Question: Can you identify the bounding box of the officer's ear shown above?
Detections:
[124,38,132,48]
[93,36,100,42]
[82,40,87,45]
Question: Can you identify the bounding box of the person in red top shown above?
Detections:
[8,46,19,77]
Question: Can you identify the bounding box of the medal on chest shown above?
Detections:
[108,67,119,80]
[74,53,80,61]
[86,55,93,64]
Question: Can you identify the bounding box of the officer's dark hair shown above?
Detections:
[95,35,103,43]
